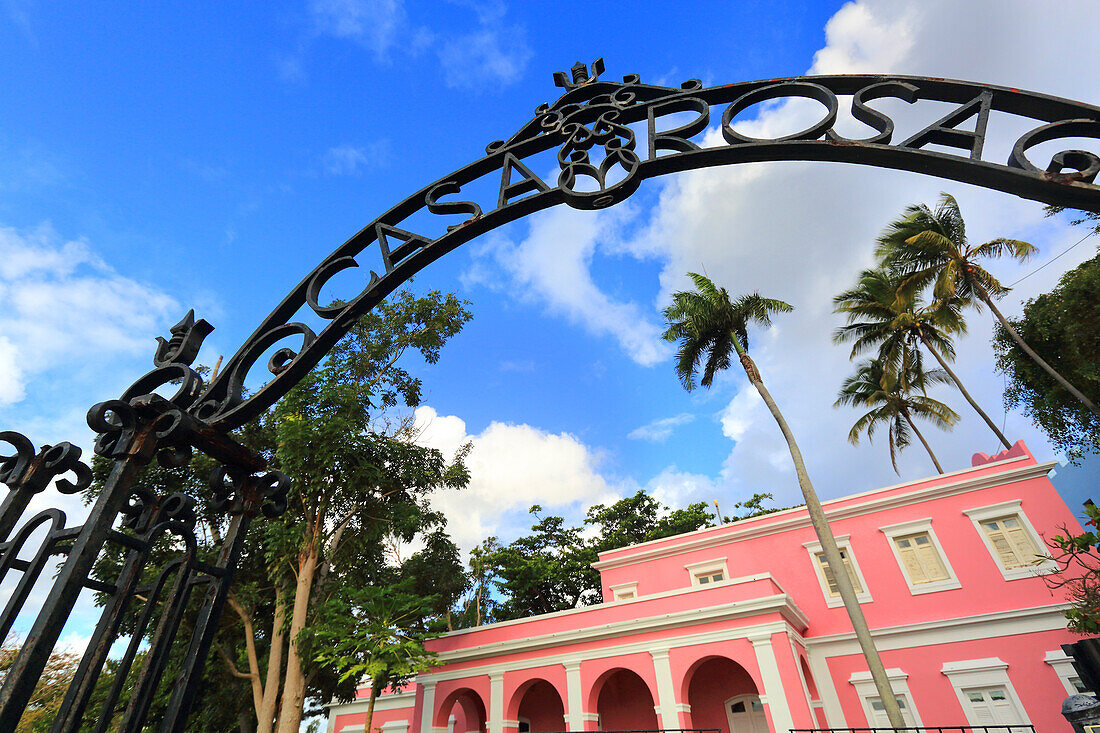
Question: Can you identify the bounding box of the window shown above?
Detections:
[942,658,1030,731]
[804,535,873,608]
[849,669,923,728]
[815,548,863,597]
[684,558,729,587]
[893,533,950,584]
[867,696,917,728]
[880,518,961,594]
[963,501,1057,580]
[1046,649,1094,696]
[609,581,638,601]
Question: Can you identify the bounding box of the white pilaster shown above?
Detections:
[564,661,584,731]
[749,631,796,733]
[421,681,442,733]
[650,649,680,730]
[489,672,505,733]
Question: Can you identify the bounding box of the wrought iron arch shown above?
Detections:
[1,59,1099,732]
[191,61,1100,431]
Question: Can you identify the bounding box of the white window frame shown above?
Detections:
[962,500,1057,580]
[684,557,728,587]
[802,535,873,608]
[1046,649,1092,696]
[941,658,1031,727]
[609,581,638,601]
[880,518,961,594]
[849,668,923,728]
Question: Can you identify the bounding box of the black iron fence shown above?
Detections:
[791,727,1036,733]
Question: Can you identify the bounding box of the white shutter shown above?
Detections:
[817,550,861,596]
[895,538,929,583]
[982,517,1040,569]
[1005,520,1039,567]
[914,535,949,581]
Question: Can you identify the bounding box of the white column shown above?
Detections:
[650,650,680,730]
[750,631,795,733]
[421,681,444,733]
[489,672,505,733]
[564,661,584,731]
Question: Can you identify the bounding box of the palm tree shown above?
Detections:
[834,266,1013,450]
[878,192,1100,420]
[835,357,959,474]
[662,272,906,729]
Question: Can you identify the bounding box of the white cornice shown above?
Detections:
[592,459,1053,571]
[432,594,808,664]
[806,602,1070,655]
[440,572,777,639]
[418,619,795,685]
[326,689,417,717]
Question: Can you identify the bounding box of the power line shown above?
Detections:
[1007,230,1096,287]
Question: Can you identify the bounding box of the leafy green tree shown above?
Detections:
[1045,501,1100,634]
[477,507,595,620]
[878,192,1100,421]
[833,266,1012,449]
[313,585,443,733]
[470,490,770,624]
[661,271,905,728]
[0,639,80,732]
[835,357,958,474]
[993,251,1100,462]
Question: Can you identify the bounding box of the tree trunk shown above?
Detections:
[736,348,906,729]
[257,587,288,733]
[275,546,320,733]
[919,334,1013,449]
[364,683,379,733]
[227,595,265,718]
[981,291,1100,420]
[901,409,944,474]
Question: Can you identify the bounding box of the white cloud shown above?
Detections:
[305,0,530,90]
[468,205,671,366]
[413,405,616,552]
[628,413,695,442]
[437,27,532,90]
[322,141,391,175]
[310,0,406,60]
[0,223,178,410]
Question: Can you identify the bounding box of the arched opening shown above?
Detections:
[684,657,761,733]
[592,668,657,731]
[436,688,488,733]
[513,679,566,732]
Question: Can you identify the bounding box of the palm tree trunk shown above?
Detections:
[901,408,944,474]
[981,291,1100,420]
[735,346,905,729]
[919,334,1012,449]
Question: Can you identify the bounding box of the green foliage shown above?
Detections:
[312,584,443,687]
[471,490,786,622]
[993,252,1100,462]
[661,271,792,390]
[1046,502,1100,634]
[875,192,1035,306]
[79,289,473,731]
[834,357,958,473]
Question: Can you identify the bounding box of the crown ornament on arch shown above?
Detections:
[553,58,605,91]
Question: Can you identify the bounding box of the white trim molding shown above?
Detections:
[879,517,962,595]
[1046,649,1088,696]
[802,534,874,608]
[592,459,1053,571]
[848,668,923,727]
[941,658,1031,727]
[962,500,1058,580]
[609,581,638,601]
[684,557,729,586]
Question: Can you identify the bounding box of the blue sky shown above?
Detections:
[2,0,1099,567]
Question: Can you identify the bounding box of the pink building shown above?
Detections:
[327,441,1090,733]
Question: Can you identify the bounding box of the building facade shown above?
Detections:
[327,441,1090,733]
